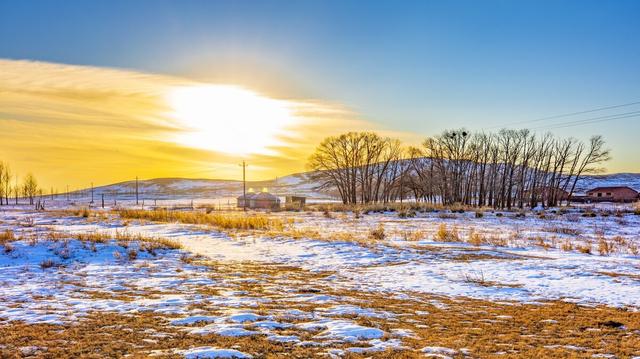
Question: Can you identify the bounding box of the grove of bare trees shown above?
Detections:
[0,162,41,206]
[308,129,610,209]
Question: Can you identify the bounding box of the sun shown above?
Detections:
[168,85,297,155]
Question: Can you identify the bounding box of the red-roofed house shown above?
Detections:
[586,186,639,203]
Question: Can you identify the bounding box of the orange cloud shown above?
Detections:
[0,59,419,189]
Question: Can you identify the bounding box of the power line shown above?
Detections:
[530,110,640,131]
[486,99,640,129]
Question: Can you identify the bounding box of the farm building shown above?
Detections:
[586,186,639,203]
[236,191,281,209]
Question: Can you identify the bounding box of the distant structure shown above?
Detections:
[585,186,639,203]
[285,195,306,207]
[237,190,281,209]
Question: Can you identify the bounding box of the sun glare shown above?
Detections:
[168,85,297,155]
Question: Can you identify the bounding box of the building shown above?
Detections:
[236,191,281,209]
[586,186,639,203]
[236,193,255,209]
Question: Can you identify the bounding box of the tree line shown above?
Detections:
[0,162,40,205]
[308,129,610,209]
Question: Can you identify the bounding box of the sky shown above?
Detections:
[1,0,639,188]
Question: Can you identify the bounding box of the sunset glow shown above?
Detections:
[168,85,297,155]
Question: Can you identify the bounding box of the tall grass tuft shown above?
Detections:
[117,209,284,231]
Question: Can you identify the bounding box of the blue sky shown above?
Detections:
[1,0,640,172]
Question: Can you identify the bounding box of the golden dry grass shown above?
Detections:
[117,209,285,231]
[2,261,639,358]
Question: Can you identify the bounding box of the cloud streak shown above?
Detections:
[0,59,418,188]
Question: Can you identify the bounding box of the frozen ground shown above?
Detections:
[1,204,639,357]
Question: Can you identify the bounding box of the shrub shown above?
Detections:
[0,229,15,244]
[577,245,592,255]
[475,211,484,218]
[369,225,386,241]
[598,238,614,256]
[40,259,58,269]
[398,207,416,218]
[561,240,574,252]
[3,242,14,253]
[127,249,138,260]
[435,223,459,242]
[468,230,484,246]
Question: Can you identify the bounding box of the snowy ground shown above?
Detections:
[1,204,639,358]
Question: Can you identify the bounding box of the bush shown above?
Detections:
[398,207,416,218]
[468,230,484,246]
[474,211,484,218]
[577,245,592,255]
[127,249,138,260]
[0,229,15,244]
[598,238,614,256]
[435,223,460,242]
[40,259,58,269]
[369,225,386,241]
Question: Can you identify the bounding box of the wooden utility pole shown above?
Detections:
[240,161,248,211]
[135,176,139,205]
[90,182,94,204]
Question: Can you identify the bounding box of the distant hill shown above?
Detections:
[84,172,334,201]
[76,171,640,202]
[574,173,640,194]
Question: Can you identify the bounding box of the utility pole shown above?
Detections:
[90,182,94,204]
[135,176,139,205]
[240,161,248,211]
[14,175,18,205]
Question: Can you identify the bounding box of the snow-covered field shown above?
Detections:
[1,203,639,358]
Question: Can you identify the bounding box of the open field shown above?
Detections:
[1,203,640,358]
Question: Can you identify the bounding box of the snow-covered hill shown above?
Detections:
[84,172,332,201]
[77,171,640,202]
[575,173,640,193]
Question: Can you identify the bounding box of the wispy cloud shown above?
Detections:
[0,59,418,187]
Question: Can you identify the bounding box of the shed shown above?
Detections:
[236,193,256,209]
[250,192,281,209]
[586,186,639,203]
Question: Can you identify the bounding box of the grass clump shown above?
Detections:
[0,229,16,244]
[369,225,386,241]
[435,223,460,242]
[40,259,59,269]
[117,209,284,231]
[598,238,615,256]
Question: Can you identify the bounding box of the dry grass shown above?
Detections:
[117,209,285,231]
[0,229,16,244]
[435,223,460,242]
[369,225,386,241]
[3,259,640,358]
[598,238,615,256]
